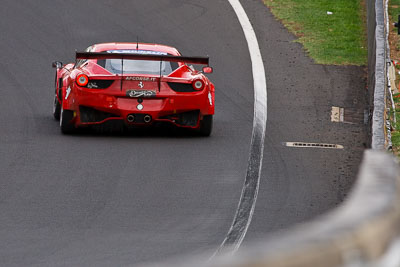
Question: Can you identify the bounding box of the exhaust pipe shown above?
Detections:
[127,114,135,123]
[144,115,152,123]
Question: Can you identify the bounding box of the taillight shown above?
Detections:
[76,74,89,87]
[192,79,205,91]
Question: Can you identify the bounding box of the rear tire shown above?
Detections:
[60,106,76,134]
[198,115,213,136]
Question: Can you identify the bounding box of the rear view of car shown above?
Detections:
[52,43,215,136]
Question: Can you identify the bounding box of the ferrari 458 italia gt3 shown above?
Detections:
[52,42,215,135]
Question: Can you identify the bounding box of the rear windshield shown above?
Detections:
[97,50,178,75]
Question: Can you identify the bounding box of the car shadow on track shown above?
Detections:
[68,123,206,139]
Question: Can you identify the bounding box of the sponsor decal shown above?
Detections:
[127,90,156,98]
[208,92,213,106]
[107,50,167,55]
[125,76,157,82]
[65,87,71,100]
[138,82,144,89]
[87,82,98,89]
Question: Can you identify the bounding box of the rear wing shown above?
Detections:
[75,52,212,92]
[75,52,210,66]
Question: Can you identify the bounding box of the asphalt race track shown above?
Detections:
[0,0,368,266]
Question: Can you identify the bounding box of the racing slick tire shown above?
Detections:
[60,106,76,134]
[198,115,213,136]
[53,93,61,120]
[53,73,61,120]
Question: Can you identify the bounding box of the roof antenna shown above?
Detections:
[136,36,139,50]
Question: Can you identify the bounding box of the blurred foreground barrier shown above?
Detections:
[208,150,400,267]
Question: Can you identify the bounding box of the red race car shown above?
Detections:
[52,42,215,136]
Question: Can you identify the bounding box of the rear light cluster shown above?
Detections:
[192,80,205,91]
[76,74,114,89]
[76,74,89,87]
[167,80,206,93]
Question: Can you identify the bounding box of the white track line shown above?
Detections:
[214,0,267,256]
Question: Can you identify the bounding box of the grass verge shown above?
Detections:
[263,0,367,65]
[390,94,400,156]
[389,0,400,156]
[389,0,400,57]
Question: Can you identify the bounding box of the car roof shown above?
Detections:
[92,42,181,56]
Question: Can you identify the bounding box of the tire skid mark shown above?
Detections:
[214,0,268,256]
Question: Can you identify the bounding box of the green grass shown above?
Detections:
[391,95,400,154]
[389,1,400,156]
[263,0,367,65]
[389,0,400,23]
[392,130,400,151]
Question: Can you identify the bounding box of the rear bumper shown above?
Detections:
[72,90,214,128]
